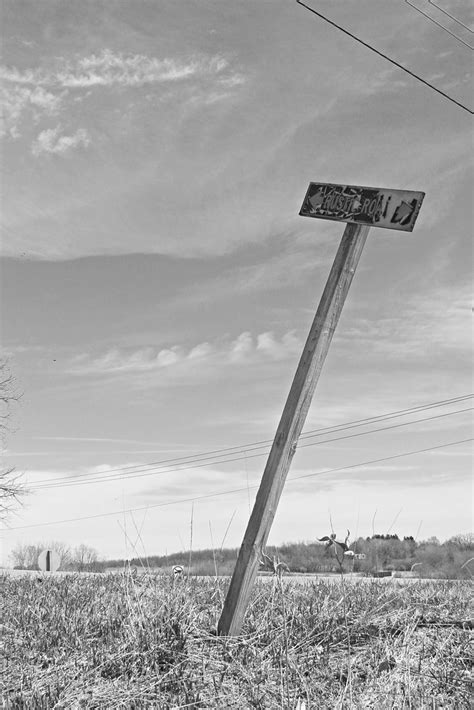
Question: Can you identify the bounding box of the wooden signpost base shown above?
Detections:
[218,222,370,636]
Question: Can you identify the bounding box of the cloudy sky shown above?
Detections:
[1,0,472,566]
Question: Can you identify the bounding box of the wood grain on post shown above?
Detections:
[218,222,370,636]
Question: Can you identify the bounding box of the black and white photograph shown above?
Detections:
[1,1,472,707]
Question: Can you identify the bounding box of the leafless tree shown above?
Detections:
[0,359,25,519]
[72,543,99,571]
[9,542,43,569]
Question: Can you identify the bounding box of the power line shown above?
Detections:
[34,394,473,485]
[26,398,473,489]
[30,406,472,491]
[295,0,474,115]
[51,395,470,482]
[25,398,449,485]
[428,0,474,34]
[27,393,473,488]
[5,438,471,531]
[29,404,472,491]
[298,406,471,450]
[405,0,474,50]
[291,438,471,484]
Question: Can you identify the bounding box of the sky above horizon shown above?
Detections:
[1,0,472,566]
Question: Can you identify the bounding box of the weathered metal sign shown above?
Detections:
[299,182,425,232]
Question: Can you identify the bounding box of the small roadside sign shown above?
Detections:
[299,182,425,232]
[38,549,61,573]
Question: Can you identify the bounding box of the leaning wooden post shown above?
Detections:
[218,182,425,636]
[218,222,368,635]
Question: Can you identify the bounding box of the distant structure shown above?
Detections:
[172,565,184,579]
[38,549,61,573]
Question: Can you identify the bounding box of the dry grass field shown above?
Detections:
[1,571,472,709]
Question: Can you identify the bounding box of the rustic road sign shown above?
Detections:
[38,549,61,573]
[218,180,424,636]
[299,182,425,232]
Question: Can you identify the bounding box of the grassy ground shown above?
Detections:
[1,572,472,709]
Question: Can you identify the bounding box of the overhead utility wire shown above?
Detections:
[31,407,469,490]
[31,407,472,490]
[28,394,473,487]
[29,396,460,486]
[6,438,471,531]
[29,397,472,488]
[35,393,472,485]
[44,393,472,480]
[428,0,474,33]
[295,0,474,115]
[405,0,474,50]
[31,406,472,491]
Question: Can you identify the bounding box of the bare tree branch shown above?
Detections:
[0,358,26,518]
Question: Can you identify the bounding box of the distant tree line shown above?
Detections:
[105,533,473,580]
[8,533,473,579]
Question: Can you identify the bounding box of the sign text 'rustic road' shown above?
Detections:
[299,182,425,232]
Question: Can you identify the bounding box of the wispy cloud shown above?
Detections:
[1,50,244,143]
[337,283,471,360]
[1,51,232,90]
[31,125,90,156]
[67,331,302,378]
[0,84,61,138]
